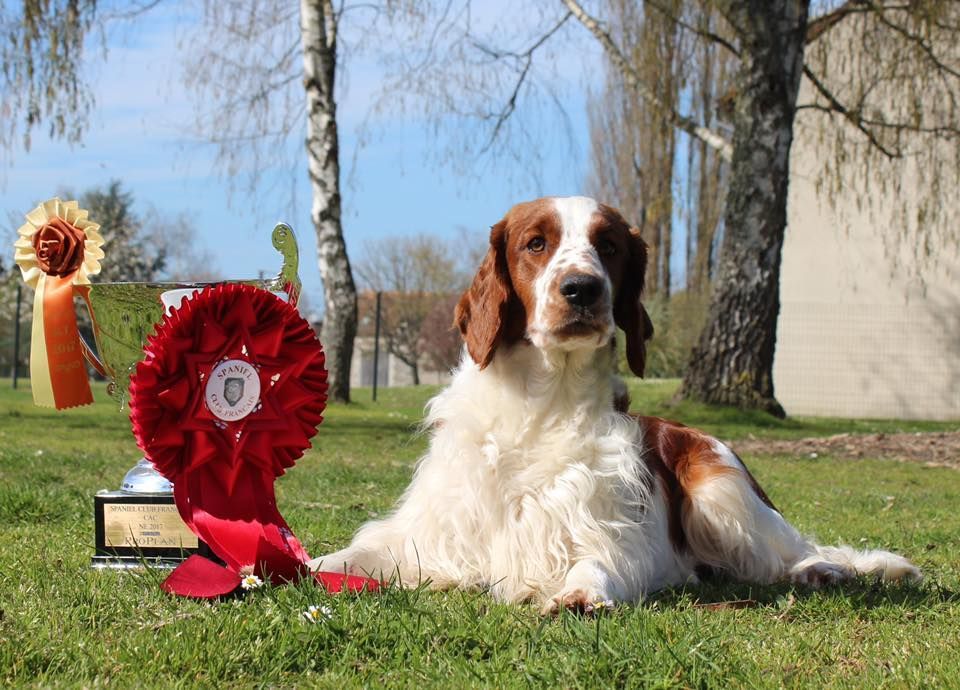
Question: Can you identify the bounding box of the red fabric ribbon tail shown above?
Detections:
[177,466,311,583]
[180,468,259,572]
[314,571,382,594]
[161,554,241,599]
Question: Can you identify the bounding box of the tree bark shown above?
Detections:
[301,0,357,402]
[680,0,810,417]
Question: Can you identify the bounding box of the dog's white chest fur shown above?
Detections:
[318,346,682,604]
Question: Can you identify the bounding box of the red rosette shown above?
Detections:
[130,284,327,589]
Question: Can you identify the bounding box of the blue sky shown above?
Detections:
[1,2,607,317]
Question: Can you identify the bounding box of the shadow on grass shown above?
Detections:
[646,574,957,612]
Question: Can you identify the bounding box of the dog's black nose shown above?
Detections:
[559,273,604,307]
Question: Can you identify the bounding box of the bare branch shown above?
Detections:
[806,1,862,43]
[861,0,960,80]
[469,11,571,153]
[801,65,900,158]
[98,0,165,22]
[562,0,733,162]
[644,0,740,57]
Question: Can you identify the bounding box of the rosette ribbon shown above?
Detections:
[14,199,104,409]
[130,284,379,598]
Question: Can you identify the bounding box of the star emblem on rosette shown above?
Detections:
[130,283,328,494]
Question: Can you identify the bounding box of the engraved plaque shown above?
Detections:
[103,503,198,549]
[93,492,213,569]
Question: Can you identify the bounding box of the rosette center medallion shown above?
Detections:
[205,359,261,421]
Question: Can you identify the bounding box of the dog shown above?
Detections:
[308,196,920,613]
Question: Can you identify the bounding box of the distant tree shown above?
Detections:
[355,234,468,385]
[588,1,734,298]
[140,207,220,283]
[587,0,690,296]
[78,180,165,282]
[0,258,25,377]
[418,293,464,374]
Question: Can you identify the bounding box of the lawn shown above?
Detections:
[1,378,958,688]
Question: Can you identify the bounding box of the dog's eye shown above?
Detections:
[526,236,546,253]
[597,238,616,257]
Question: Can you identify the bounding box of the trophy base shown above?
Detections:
[92,491,213,569]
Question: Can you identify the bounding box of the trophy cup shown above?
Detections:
[14,198,304,569]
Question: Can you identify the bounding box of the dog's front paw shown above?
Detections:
[541,588,616,616]
[790,561,855,587]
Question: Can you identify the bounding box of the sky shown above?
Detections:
[1,2,607,318]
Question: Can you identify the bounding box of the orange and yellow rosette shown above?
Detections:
[14,198,104,409]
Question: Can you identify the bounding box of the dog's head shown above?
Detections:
[454,196,653,376]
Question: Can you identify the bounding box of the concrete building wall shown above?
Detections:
[349,336,453,389]
[776,111,960,420]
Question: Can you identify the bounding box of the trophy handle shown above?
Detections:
[79,335,109,378]
[73,284,111,379]
[262,223,301,307]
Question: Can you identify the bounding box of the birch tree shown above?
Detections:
[301,0,357,403]
[183,0,359,402]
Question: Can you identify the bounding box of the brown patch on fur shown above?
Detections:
[591,206,654,378]
[633,415,777,553]
[455,199,561,367]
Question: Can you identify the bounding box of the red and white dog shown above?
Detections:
[309,196,920,613]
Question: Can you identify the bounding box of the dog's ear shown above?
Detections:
[454,221,514,368]
[613,226,654,377]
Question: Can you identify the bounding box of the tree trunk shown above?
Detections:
[301,0,357,402]
[680,0,810,417]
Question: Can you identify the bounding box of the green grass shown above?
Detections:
[1,378,958,688]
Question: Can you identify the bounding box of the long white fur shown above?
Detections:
[308,195,920,609]
[312,343,692,606]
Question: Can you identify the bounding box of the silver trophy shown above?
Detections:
[26,221,303,568]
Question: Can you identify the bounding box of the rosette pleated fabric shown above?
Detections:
[14,198,104,409]
[130,284,379,598]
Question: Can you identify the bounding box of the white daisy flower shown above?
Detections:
[585,599,616,613]
[302,605,332,623]
[240,574,263,590]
